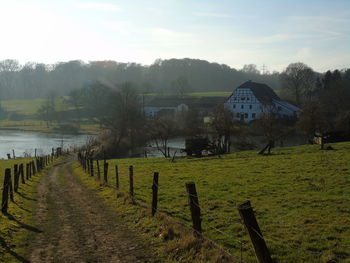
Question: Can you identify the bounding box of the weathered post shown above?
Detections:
[9,170,14,202]
[12,149,16,159]
[35,148,37,158]
[96,160,101,180]
[87,158,90,174]
[2,169,11,213]
[29,162,32,178]
[103,162,109,183]
[26,163,29,180]
[151,172,159,216]
[115,165,119,189]
[32,160,36,175]
[90,159,94,176]
[129,166,134,197]
[237,201,272,263]
[20,164,25,184]
[185,182,202,237]
[14,164,19,192]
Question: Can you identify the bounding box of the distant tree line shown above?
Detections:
[0,59,281,101]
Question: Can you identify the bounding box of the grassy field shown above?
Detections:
[77,142,350,263]
[0,97,99,134]
[0,157,42,261]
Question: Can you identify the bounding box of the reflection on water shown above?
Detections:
[0,130,92,159]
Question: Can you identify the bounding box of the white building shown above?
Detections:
[224,81,299,122]
[144,98,192,117]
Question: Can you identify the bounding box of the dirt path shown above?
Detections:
[28,159,159,263]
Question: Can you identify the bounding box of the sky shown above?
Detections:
[0,0,349,72]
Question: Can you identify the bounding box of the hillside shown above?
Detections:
[76,142,350,262]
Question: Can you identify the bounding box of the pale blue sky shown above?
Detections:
[0,0,349,72]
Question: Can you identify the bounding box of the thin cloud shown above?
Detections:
[150,28,192,39]
[194,12,232,18]
[73,2,121,12]
[288,15,350,24]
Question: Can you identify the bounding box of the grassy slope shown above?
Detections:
[0,98,98,134]
[0,158,58,262]
[78,143,350,263]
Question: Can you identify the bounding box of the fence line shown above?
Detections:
[77,152,349,263]
[1,147,65,215]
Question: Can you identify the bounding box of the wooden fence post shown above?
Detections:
[2,169,11,213]
[103,162,109,183]
[29,162,32,178]
[115,165,119,189]
[14,164,19,192]
[129,166,134,197]
[237,201,272,263]
[26,163,29,180]
[87,158,90,174]
[185,182,202,237]
[96,160,101,180]
[32,160,36,175]
[20,164,25,184]
[152,172,159,216]
[9,170,14,202]
[90,159,94,176]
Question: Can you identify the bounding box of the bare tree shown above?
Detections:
[280,62,316,105]
[210,105,238,154]
[148,115,178,157]
[252,106,290,154]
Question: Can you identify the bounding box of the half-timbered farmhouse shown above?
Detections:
[224,81,299,122]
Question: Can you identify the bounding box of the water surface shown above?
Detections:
[0,130,91,159]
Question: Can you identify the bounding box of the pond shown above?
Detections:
[0,130,92,159]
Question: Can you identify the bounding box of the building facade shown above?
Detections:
[224,81,299,122]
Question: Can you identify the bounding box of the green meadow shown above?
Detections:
[0,98,98,134]
[0,158,39,261]
[79,143,350,262]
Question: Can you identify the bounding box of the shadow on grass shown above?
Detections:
[0,236,30,263]
[16,191,37,201]
[5,213,42,233]
[13,202,31,213]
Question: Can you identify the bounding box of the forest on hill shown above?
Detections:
[0,58,281,100]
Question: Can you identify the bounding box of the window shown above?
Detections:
[244,113,248,118]
[247,97,250,100]
[252,113,256,118]
[278,106,282,111]
[241,105,244,109]
[233,104,236,109]
[249,105,252,109]
[241,97,245,100]
[236,113,240,118]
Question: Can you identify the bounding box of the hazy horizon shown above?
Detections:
[0,0,349,72]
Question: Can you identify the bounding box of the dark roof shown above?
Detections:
[234,81,280,104]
